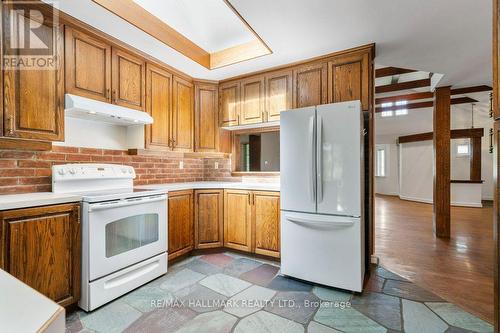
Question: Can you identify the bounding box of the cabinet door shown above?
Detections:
[168,190,194,260]
[266,70,293,122]
[219,81,240,127]
[195,83,219,152]
[145,63,172,150]
[252,191,280,258]
[112,48,146,111]
[240,76,265,125]
[293,63,327,108]
[65,27,111,103]
[2,19,64,141]
[0,204,81,307]
[328,52,370,110]
[172,76,194,151]
[194,189,223,249]
[224,190,252,252]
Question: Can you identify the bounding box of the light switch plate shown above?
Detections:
[214,162,219,169]
[179,161,184,169]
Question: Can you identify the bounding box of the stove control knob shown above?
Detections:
[69,168,76,175]
[58,169,66,175]
[121,168,127,174]
[128,169,133,174]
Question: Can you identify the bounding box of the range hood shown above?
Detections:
[64,94,153,126]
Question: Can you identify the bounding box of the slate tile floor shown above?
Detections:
[66,252,494,333]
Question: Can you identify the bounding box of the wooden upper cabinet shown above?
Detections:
[2,15,64,141]
[112,48,146,111]
[219,81,240,126]
[252,191,280,258]
[145,63,172,150]
[0,204,81,307]
[168,190,194,260]
[172,76,194,151]
[65,26,111,103]
[224,190,252,252]
[240,76,265,125]
[266,70,293,122]
[195,83,219,152]
[194,189,223,249]
[293,62,327,108]
[328,51,370,110]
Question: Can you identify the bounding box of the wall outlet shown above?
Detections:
[214,162,219,169]
[179,161,184,169]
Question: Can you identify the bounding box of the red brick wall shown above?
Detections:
[0,146,207,194]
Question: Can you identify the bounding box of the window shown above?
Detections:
[381,111,393,117]
[456,143,470,156]
[395,100,408,116]
[236,131,280,172]
[375,146,386,177]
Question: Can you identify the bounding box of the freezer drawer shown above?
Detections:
[280,211,364,292]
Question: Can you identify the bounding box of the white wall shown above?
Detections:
[260,132,280,171]
[399,141,434,202]
[54,117,145,150]
[375,139,399,196]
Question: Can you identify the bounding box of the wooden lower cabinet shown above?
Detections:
[0,203,81,307]
[252,191,280,258]
[224,190,252,252]
[194,190,224,249]
[224,189,281,257]
[168,190,194,260]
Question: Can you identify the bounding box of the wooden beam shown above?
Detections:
[375,67,417,78]
[398,128,484,144]
[450,85,492,95]
[376,97,478,113]
[375,78,431,94]
[433,86,451,238]
[470,136,482,181]
[376,92,433,105]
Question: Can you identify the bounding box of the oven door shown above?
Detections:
[88,194,167,281]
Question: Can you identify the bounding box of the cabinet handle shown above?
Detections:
[248,194,251,205]
[112,90,117,104]
[106,88,110,101]
[6,115,13,135]
[237,114,240,125]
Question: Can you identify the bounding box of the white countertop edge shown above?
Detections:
[0,182,280,211]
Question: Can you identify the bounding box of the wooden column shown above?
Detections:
[470,137,482,181]
[433,86,451,238]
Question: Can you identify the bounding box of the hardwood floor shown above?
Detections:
[374,194,494,323]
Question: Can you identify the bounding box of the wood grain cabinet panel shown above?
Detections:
[3,18,64,141]
[293,63,327,108]
[266,70,293,122]
[0,204,81,307]
[219,81,240,126]
[168,190,194,260]
[194,189,223,249]
[195,83,219,152]
[65,26,111,103]
[252,191,280,258]
[224,190,252,252]
[328,52,370,110]
[172,76,194,151]
[240,76,265,125]
[145,63,172,150]
[112,48,146,111]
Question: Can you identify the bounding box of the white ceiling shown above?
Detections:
[132,0,255,53]
[50,0,491,85]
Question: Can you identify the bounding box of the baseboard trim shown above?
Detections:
[399,195,482,208]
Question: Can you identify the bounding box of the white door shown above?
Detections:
[88,195,167,280]
[280,211,364,292]
[316,101,362,217]
[280,106,317,213]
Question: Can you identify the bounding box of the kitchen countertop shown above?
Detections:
[136,181,280,192]
[0,269,65,333]
[0,182,279,211]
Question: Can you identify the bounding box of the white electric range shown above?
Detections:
[52,164,168,311]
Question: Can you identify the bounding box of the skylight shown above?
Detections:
[133,0,255,53]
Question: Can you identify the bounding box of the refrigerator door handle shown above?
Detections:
[317,115,323,203]
[308,115,316,203]
[286,216,354,228]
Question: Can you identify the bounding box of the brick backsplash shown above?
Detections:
[0,146,210,194]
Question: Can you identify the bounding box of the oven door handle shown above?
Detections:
[88,195,167,212]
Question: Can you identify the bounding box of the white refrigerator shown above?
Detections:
[280,101,365,292]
